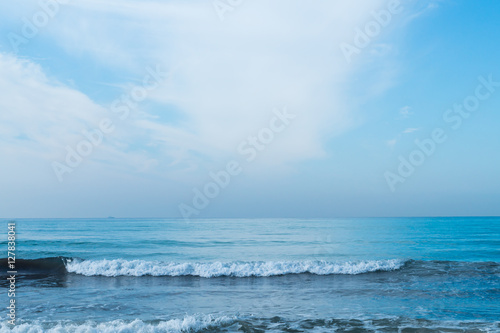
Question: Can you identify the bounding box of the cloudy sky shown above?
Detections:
[1,0,499,218]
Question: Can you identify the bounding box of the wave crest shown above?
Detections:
[1,314,236,333]
[65,259,406,277]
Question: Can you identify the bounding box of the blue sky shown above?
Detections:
[0,0,499,218]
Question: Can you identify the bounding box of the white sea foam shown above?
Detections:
[65,259,406,277]
[3,316,497,333]
[1,314,236,333]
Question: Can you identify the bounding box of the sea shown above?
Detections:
[0,217,499,332]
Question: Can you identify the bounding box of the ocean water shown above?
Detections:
[1,217,499,332]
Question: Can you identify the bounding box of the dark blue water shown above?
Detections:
[1,217,499,332]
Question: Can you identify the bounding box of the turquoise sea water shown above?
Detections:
[1,217,499,332]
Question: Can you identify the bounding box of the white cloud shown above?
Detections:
[399,105,413,118]
[0,54,166,185]
[2,0,411,188]
[387,139,397,148]
[0,53,104,174]
[403,1,441,25]
[386,127,419,149]
[44,0,390,172]
[403,127,419,133]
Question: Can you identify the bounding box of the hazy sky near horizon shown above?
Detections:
[1,0,499,218]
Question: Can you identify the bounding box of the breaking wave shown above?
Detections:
[0,314,236,333]
[64,258,406,277]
